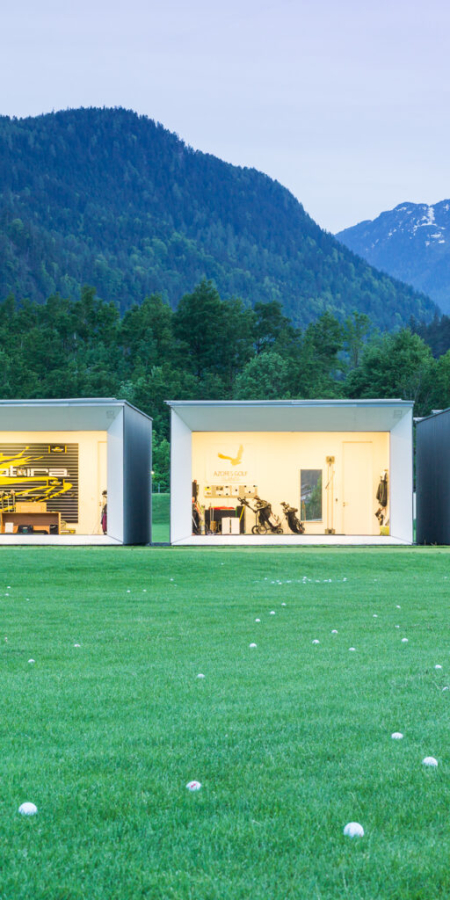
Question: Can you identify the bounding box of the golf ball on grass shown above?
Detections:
[349,647,356,652]
[343,822,364,838]
[422,757,438,768]
[435,665,443,670]
[28,659,35,664]
[197,673,205,679]
[401,638,409,644]
[312,640,320,645]
[186,781,201,792]
[249,643,257,648]
[19,802,37,816]
[391,732,404,740]
[331,630,338,634]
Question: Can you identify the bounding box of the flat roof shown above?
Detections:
[166,399,413,407]
[415,406,450,426]
[0,398,152,431]
[166,399,413,433]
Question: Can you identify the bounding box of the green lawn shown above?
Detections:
[152,492,170,543]
[1,546,450,899]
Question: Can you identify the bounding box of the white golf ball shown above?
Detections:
[331,630,338,634]
[126,590,130,593]
[74,643,81,648]
[391,732,404,740]
[401,638,408,643]
[396,605,401,609]
[373,614,378,618]
[270,611,276,615]
[186,780,201,791]
[249,643,257,648]
[19,802,37,816]
[343,822,364,838]
[197,673,205,679]
[422,756,438,767]
[281,602,286,607]
[435,665,443,670]
[28,659,35,664]
[312,639,320,645]
[255,618,261,623]
[349,647,356,652]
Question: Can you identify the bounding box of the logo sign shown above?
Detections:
[0,444,79,522]
[206,443,256,484]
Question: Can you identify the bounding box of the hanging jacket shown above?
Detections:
[376,476,388,508]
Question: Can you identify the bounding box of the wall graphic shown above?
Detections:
[206,442,256,484]
[0,444,79,522]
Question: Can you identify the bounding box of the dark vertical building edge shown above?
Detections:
[123,404,152,545]
[416,411,450,545]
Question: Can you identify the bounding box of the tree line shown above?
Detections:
[1,280,449,489]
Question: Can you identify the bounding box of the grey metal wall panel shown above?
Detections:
[123,405,152,545]
[416,410,450,544]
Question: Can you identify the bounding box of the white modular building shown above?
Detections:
[167,399,413,545]
[0,399,152,545]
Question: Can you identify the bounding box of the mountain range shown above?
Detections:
[0,107,437,328]
[337,201,450,314]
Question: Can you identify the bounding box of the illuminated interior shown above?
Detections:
[191,431,390,536]
[0,431,107,537]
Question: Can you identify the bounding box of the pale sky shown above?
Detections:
[1,0,449,232]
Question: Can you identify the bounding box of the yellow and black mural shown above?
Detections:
[0,444,78,521]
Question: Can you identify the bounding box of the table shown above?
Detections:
[0,511,61,535]
[205,507,245,534]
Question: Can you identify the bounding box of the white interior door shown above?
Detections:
[342,442,373,534]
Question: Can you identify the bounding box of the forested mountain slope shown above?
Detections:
[337,201,450,314]
[0,107,437,327]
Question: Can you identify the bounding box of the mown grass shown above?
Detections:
[152,493,170,543]
[1,545,450,899]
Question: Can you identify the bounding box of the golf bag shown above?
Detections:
[280,502,305,534]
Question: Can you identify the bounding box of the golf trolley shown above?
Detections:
[241,496,284,535]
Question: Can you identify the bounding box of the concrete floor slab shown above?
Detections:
[0,535,121,546]
[173,534,410,547]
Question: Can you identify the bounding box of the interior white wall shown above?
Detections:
[107,409,124,543]
[171,411,192,543]
[192,431,390,536]
[390,410,413,542]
